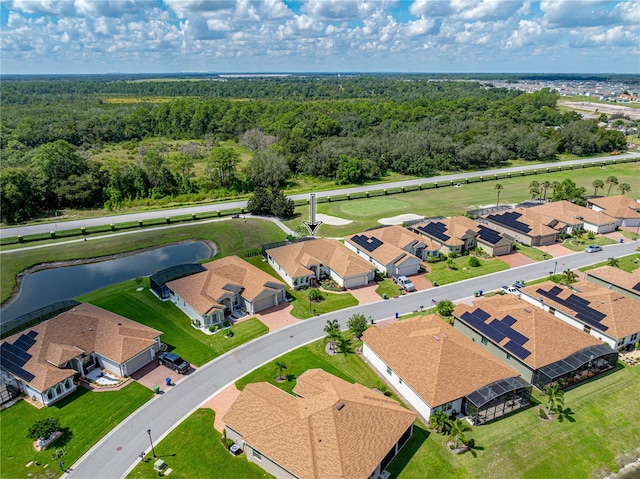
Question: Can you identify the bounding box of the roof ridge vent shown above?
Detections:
[336,402,345,411]
[432,335,440,341]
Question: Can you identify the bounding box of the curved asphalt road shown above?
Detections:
[3,153,637,239]
[68,240,639,479]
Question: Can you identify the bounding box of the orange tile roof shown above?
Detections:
[166,256,285,315]
[362,315,519,408]
[222,369,416,479]
[0,303,162,392]
[531,200,617,226]
[454,295,601,369]
[372,225,439,252]
[521,281,640,339]
[586,266,640,293]
[588,195,640,219]
[267,239,375,279]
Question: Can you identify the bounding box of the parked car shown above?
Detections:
[501,285,520,295]
[392,275,416,292]
[584,245,603,253]
[158,352,190,374]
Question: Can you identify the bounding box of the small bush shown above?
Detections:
[448,252,459,259]
[538,408,548,420]
[208,325,216,332]
[587,231,596,239]
[436,299,455,317]
[469,256,481,267]
[308,288,324,302]
[27,417,61,440]
[223,321,230,328]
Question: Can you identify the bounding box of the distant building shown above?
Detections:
[587,195,640,228]
[222,369,416,479]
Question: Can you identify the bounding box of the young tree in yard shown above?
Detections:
[436,300,455,317]
[618,183,631,195]
[27,417,62,440]
[430,410,450,434]
[561,269,578,285]
[275,361,287,381]
[337,336,353,355]
[347,313,370,339]
[494,183,503,205]
[552,178,587,206]
[605,176,618,196]
[607,257,619,268]
[544,384,565,416]
[324,319,340,351]
[592,179,604,197]
[448,418,472,449]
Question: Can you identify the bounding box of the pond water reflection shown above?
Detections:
[1,241,212,322]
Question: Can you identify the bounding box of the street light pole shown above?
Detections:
[147,429,156,458]
[553,261,558,276]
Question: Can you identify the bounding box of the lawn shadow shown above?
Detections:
[51,386,91,409]
[50,426,74,448]
[285,373,297,382]
[386,423,429,478]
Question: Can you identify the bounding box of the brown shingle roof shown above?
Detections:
[588,195,640,219]
[222,369,416,479]
[267,239,375,280]
[586,266,640,294]
[530,200,617,227]
[166,256,285,315]
[372,225,439,252]
[0,303,162,392]
[483,208,561,237]
[521,281,640,339]
[454,295,601,369]
[362,315,519,408]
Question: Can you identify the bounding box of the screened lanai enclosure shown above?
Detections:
[149,264,206,299]
[0,369,22,406]
[462,376,532,425]
[532,344,618,390]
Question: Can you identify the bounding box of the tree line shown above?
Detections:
[0,77,628,223]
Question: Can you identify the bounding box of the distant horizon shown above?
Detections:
[1,1,637,75]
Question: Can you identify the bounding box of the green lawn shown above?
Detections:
[236,334,385,396]
[513,243,550,261]
[287,288,359,320]
[560,235,617,252]
[127,409,272,479]
[1,383,152,479]
[425,256,510,286]
[580,253,640,273]
[376,279,403,299]
[77,278,268,366]
[339,197,412,216]
[1,218,285,304]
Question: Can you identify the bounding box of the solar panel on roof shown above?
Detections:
[351,234,383,253]
[419,222,451,243]
[632,282,640,292]
[487,211,532,234]
[504,340,531,360]
[14,334,36,350]
[1,342,31,364]
[536,286,608,331]
[477,225,503,245]
[501,315,517,327]
[0,356,35,382]
[474,309,491,321]
[26,330,38,338]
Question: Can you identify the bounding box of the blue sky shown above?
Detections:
[1,0,638,74]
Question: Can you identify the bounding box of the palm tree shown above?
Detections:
[544,384,565,416]
[561,268,578,285]
[592,179,604,197]
[541,180,550,200]
[275,361,287,381]
[530,186,540,200]
[324,319,340,351]
[448,418,472,449]
[529,180,539,190]
[550,180,558,198]
[429,410,450,433]
[337,337,352,355]
[494,183,503,206]
[618,183,631,195]
[605,176,618,196]
[607,257,619,268]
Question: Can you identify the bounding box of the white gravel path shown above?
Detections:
[378,213,425,225]
[316,213,353,225]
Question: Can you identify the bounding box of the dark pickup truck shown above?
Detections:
[158,352,190,374]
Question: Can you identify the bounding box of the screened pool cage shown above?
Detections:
[149,264,206,299]
[462,376,532,426]
[532,344,618,390]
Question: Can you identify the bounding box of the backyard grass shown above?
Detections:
[425,256,510,286]
[0,383,152,479]
[282,162,640,237]
[513,243,551,261]
[376,279,403,299]
[560,235,617,252]
[580,252,640,273]
[236,334,384,396]
[1,218,284,304]
[287,288,359,320]
[126,409,272,479]
[77,278,268,366]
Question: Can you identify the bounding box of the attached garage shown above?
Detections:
[343,274,370,289]
[123,347,156,376]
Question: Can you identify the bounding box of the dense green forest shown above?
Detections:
[0,76,628,223]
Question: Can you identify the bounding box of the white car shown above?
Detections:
[501,285,520,295]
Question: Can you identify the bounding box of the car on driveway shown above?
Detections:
[393,275,416,292]
[158,352,190,374]
[501,285,520,295]
[584,245,603,253]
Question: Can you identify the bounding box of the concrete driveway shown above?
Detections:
[349,282,382,304]
[500,252,535,268]
[537,242,575,258]
[130,360,197,392]
[202,384,242,433]
[248,302,301,332]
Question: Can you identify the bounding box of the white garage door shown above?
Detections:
[124,349,153,376]
[396,263,419,277]
[344,276,367,289]
[253,295,276,313]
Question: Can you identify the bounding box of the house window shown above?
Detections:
[584,325,591,334]
[549,307,556,314]
[444,402,453,411]
[47,389,54,400]
[506,353,512,360]
[631,333,638,342]
[399,377,403,385]
[56,384,63,395]
[481,336,488,346]
[386,365,392,376]
[64,379,71,389]
[252,449,262,461]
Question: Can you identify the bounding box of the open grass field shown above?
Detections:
[0,218,284,304]
[77,278,268,367]
[282,162,639,237]
[126,409,272,479]
[425,256,510,286]
[0,383,152,479]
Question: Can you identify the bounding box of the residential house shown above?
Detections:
[529,200,617,234]
[166,256,286,328]
[0,303,162,406]
[362,315,531,425]
[482,208,560,246]
[453,295,618,390]
[588,195,640,228]
[412,216,513,256]
[585,265,640,301]
[222,369,416,479]
[519,281,640,349]
[344,226,437,276]
[266,238,376,289]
